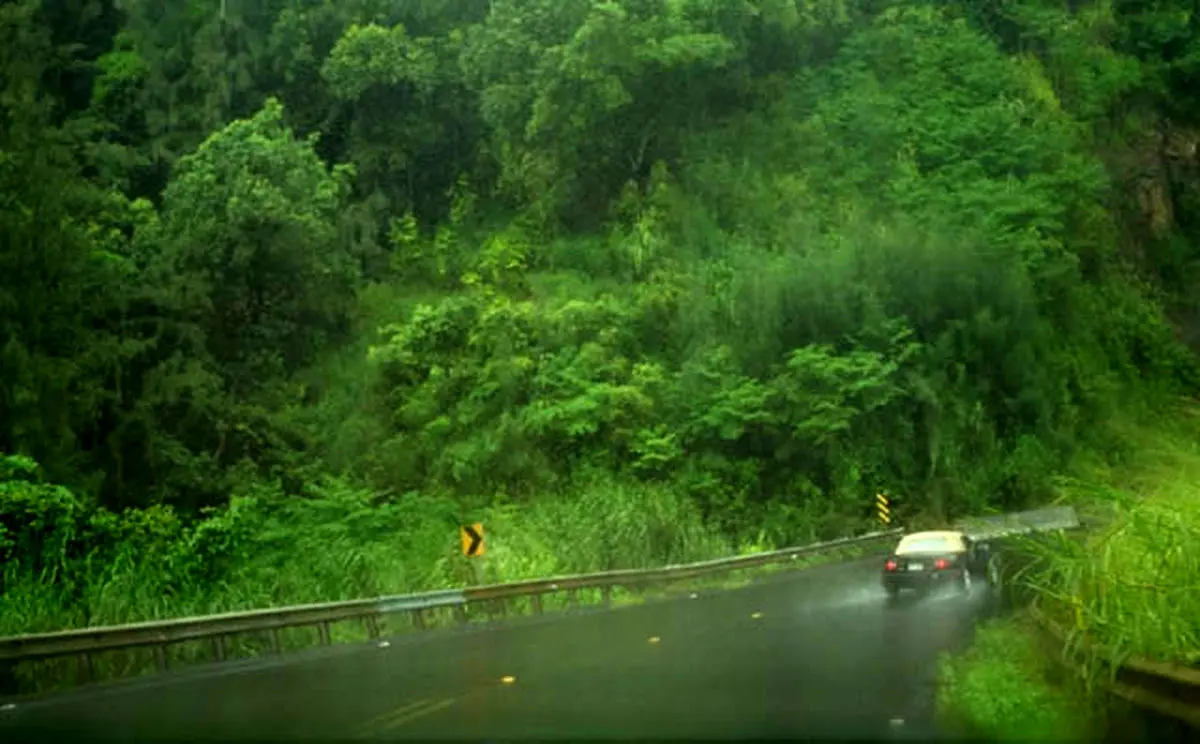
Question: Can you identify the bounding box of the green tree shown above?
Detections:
[0,0,146,497]
[144,97,359,379]
[118,98,360,509]
[461,0,750,231]
[322,21,481,225]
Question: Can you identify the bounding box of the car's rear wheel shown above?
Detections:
[885,583,899,599]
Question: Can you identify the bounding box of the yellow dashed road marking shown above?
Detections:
[750,612,764,619]
[375,698,456,733]
[648,636,661,644]
[358,698,431,732]
[354,697,456,738]
[354,674,523,738]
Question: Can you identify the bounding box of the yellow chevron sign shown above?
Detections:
[876,493,891,525]
[460,523,484,557]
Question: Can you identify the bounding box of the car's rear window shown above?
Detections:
[896,535,963,554]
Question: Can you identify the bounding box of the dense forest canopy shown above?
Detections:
[2,0,1200,632]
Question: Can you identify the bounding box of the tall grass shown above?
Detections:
[480,475,730,582]
[1,476,731,636]
[0,468,738,694]
[1019,401,1200,666]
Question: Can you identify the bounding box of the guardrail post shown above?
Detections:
[412,609,426,631]
[454,605,468,625]
[154,645,168,673]
[76,652,93,684]
[318,622,331,646]
[211,635,227,662]
[365,615,381,640]
[494,599,507,619]
[269,628,282,655]
[601,586,612,608]
[567,589,579,610]
[531,594,543,615]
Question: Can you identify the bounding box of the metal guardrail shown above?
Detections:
[0,528,903,681]
[954,505,1081,541]
[1030,603,1200,729]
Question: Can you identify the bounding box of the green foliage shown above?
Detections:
[92,33,150,111]
[321,17,480,224]
[996,1,1145,124]
[89,97,369,511]
[460,0,757,229]
[3,0,1200,689]
[145,96,359,379]
[0,451,728,663]
[0,0,149,495]
[323,23,437,99]
[937,617,1096,741]
[1111,0,1200,122]
[481,474,727,581]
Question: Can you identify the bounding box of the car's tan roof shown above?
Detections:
[901,530,965,541]
[895,530,966,555]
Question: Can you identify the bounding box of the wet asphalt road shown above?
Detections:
[0,555,1000,741]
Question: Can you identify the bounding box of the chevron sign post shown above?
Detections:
[876,493,891,526]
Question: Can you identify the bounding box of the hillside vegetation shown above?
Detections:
[2,0,1199,641]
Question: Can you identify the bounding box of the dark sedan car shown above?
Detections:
[881,530,986,598]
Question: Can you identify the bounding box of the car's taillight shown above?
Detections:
[885,559,897,571]
[935,558,948,570]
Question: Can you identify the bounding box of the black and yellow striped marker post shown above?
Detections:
[876,493,891,525]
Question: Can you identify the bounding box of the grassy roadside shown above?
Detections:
[937,614,1098,741]
[936,400,1200,738]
